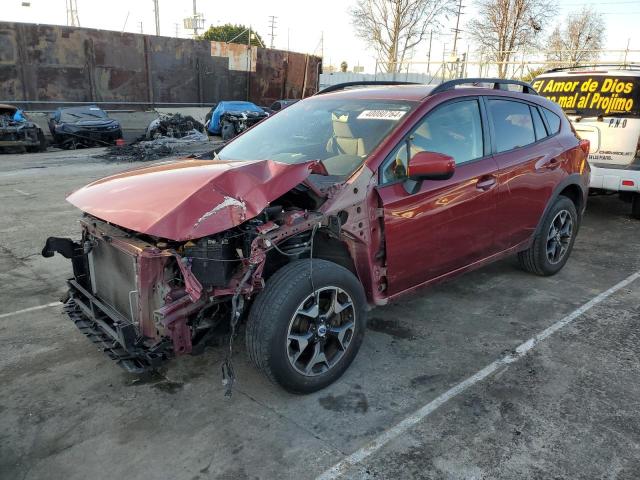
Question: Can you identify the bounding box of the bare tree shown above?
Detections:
[468,0,556,78]
[351,0,453,73]
[546,8,605,67]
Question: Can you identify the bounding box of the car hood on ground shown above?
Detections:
[66,159,316,241]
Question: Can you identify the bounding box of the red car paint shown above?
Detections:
[68,159,319,241]
[45,82,590,376]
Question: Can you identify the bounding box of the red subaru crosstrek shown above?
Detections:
[43,79,590,393]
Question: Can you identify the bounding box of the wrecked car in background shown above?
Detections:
[43,79,590,394]
[146,112,206,140]
[206,100,268,140]
[0,104,47,153]
[48,105,122,149]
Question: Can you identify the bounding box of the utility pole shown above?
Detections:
[452,0,463,57]
[175,23,179,38]
[247,25,252,101]
[192,0,199,37]
[320,31,324,59]
[426,30,433,75]
[138,22,143,34]
[268,15,278,48]
[152,0,160,36]
[66,0,80,27]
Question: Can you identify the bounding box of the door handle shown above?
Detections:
[476,175,497,191]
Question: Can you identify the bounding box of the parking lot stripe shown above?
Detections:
[0,301,61,320]
[316,271,640,480]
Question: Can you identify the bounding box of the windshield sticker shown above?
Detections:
[357,110,407,120]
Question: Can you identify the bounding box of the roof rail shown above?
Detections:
[315,81,419,95]
[430,78,538,95]
[544,63,640,73]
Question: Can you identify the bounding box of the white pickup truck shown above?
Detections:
[533,67,640,218]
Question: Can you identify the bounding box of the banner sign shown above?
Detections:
[532,75,640,116]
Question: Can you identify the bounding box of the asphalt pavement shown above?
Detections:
[1,149,639,480]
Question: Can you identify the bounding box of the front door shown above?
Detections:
[376,98,500,296]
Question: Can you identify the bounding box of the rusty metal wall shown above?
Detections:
[0,22,321,109]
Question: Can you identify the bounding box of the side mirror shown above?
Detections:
[408,151,455,180]
[403,151,455,194]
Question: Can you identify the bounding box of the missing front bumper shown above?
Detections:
[65,280,172,373]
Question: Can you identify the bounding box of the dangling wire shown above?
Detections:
[221,265,254,397]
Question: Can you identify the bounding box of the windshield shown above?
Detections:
[532,75,640,117]
[60,107,108,122]
[217,97,416,176]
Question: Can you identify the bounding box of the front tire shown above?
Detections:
[246,259,366,394]
[518,196,578,276]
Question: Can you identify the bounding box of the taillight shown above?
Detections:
[579,138,590,155]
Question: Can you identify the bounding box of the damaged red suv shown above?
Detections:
[43,79,590,393]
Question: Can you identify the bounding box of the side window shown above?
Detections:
[530,106,548,140]
[542,107,561,134]
[488,99,536,152]
[381,99,484,183]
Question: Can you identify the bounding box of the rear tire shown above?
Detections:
[632,193,640,220]
[518,196,578,276]
[246,259,366,394]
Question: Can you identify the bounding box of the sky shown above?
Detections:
[2,0,639,73]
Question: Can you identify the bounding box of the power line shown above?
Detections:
[561,0,638,4]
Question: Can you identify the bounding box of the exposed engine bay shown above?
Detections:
[41,170,379,374]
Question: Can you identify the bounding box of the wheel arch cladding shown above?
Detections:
[535,174,587,237]
[311,231,358,276]
[558,183,584,215]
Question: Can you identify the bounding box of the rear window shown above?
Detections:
[532,75,640,117]
[531,106,548,139]
[542,108,561,134]
[488,99,536,153]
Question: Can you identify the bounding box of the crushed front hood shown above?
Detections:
[67,159,315,241]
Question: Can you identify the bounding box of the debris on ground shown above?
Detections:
[96,111,223,162]
[146,113,206,139]
[97,131,224,162]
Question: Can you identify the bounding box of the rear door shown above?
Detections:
[487,98,565,249]
[377,97,500,296]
